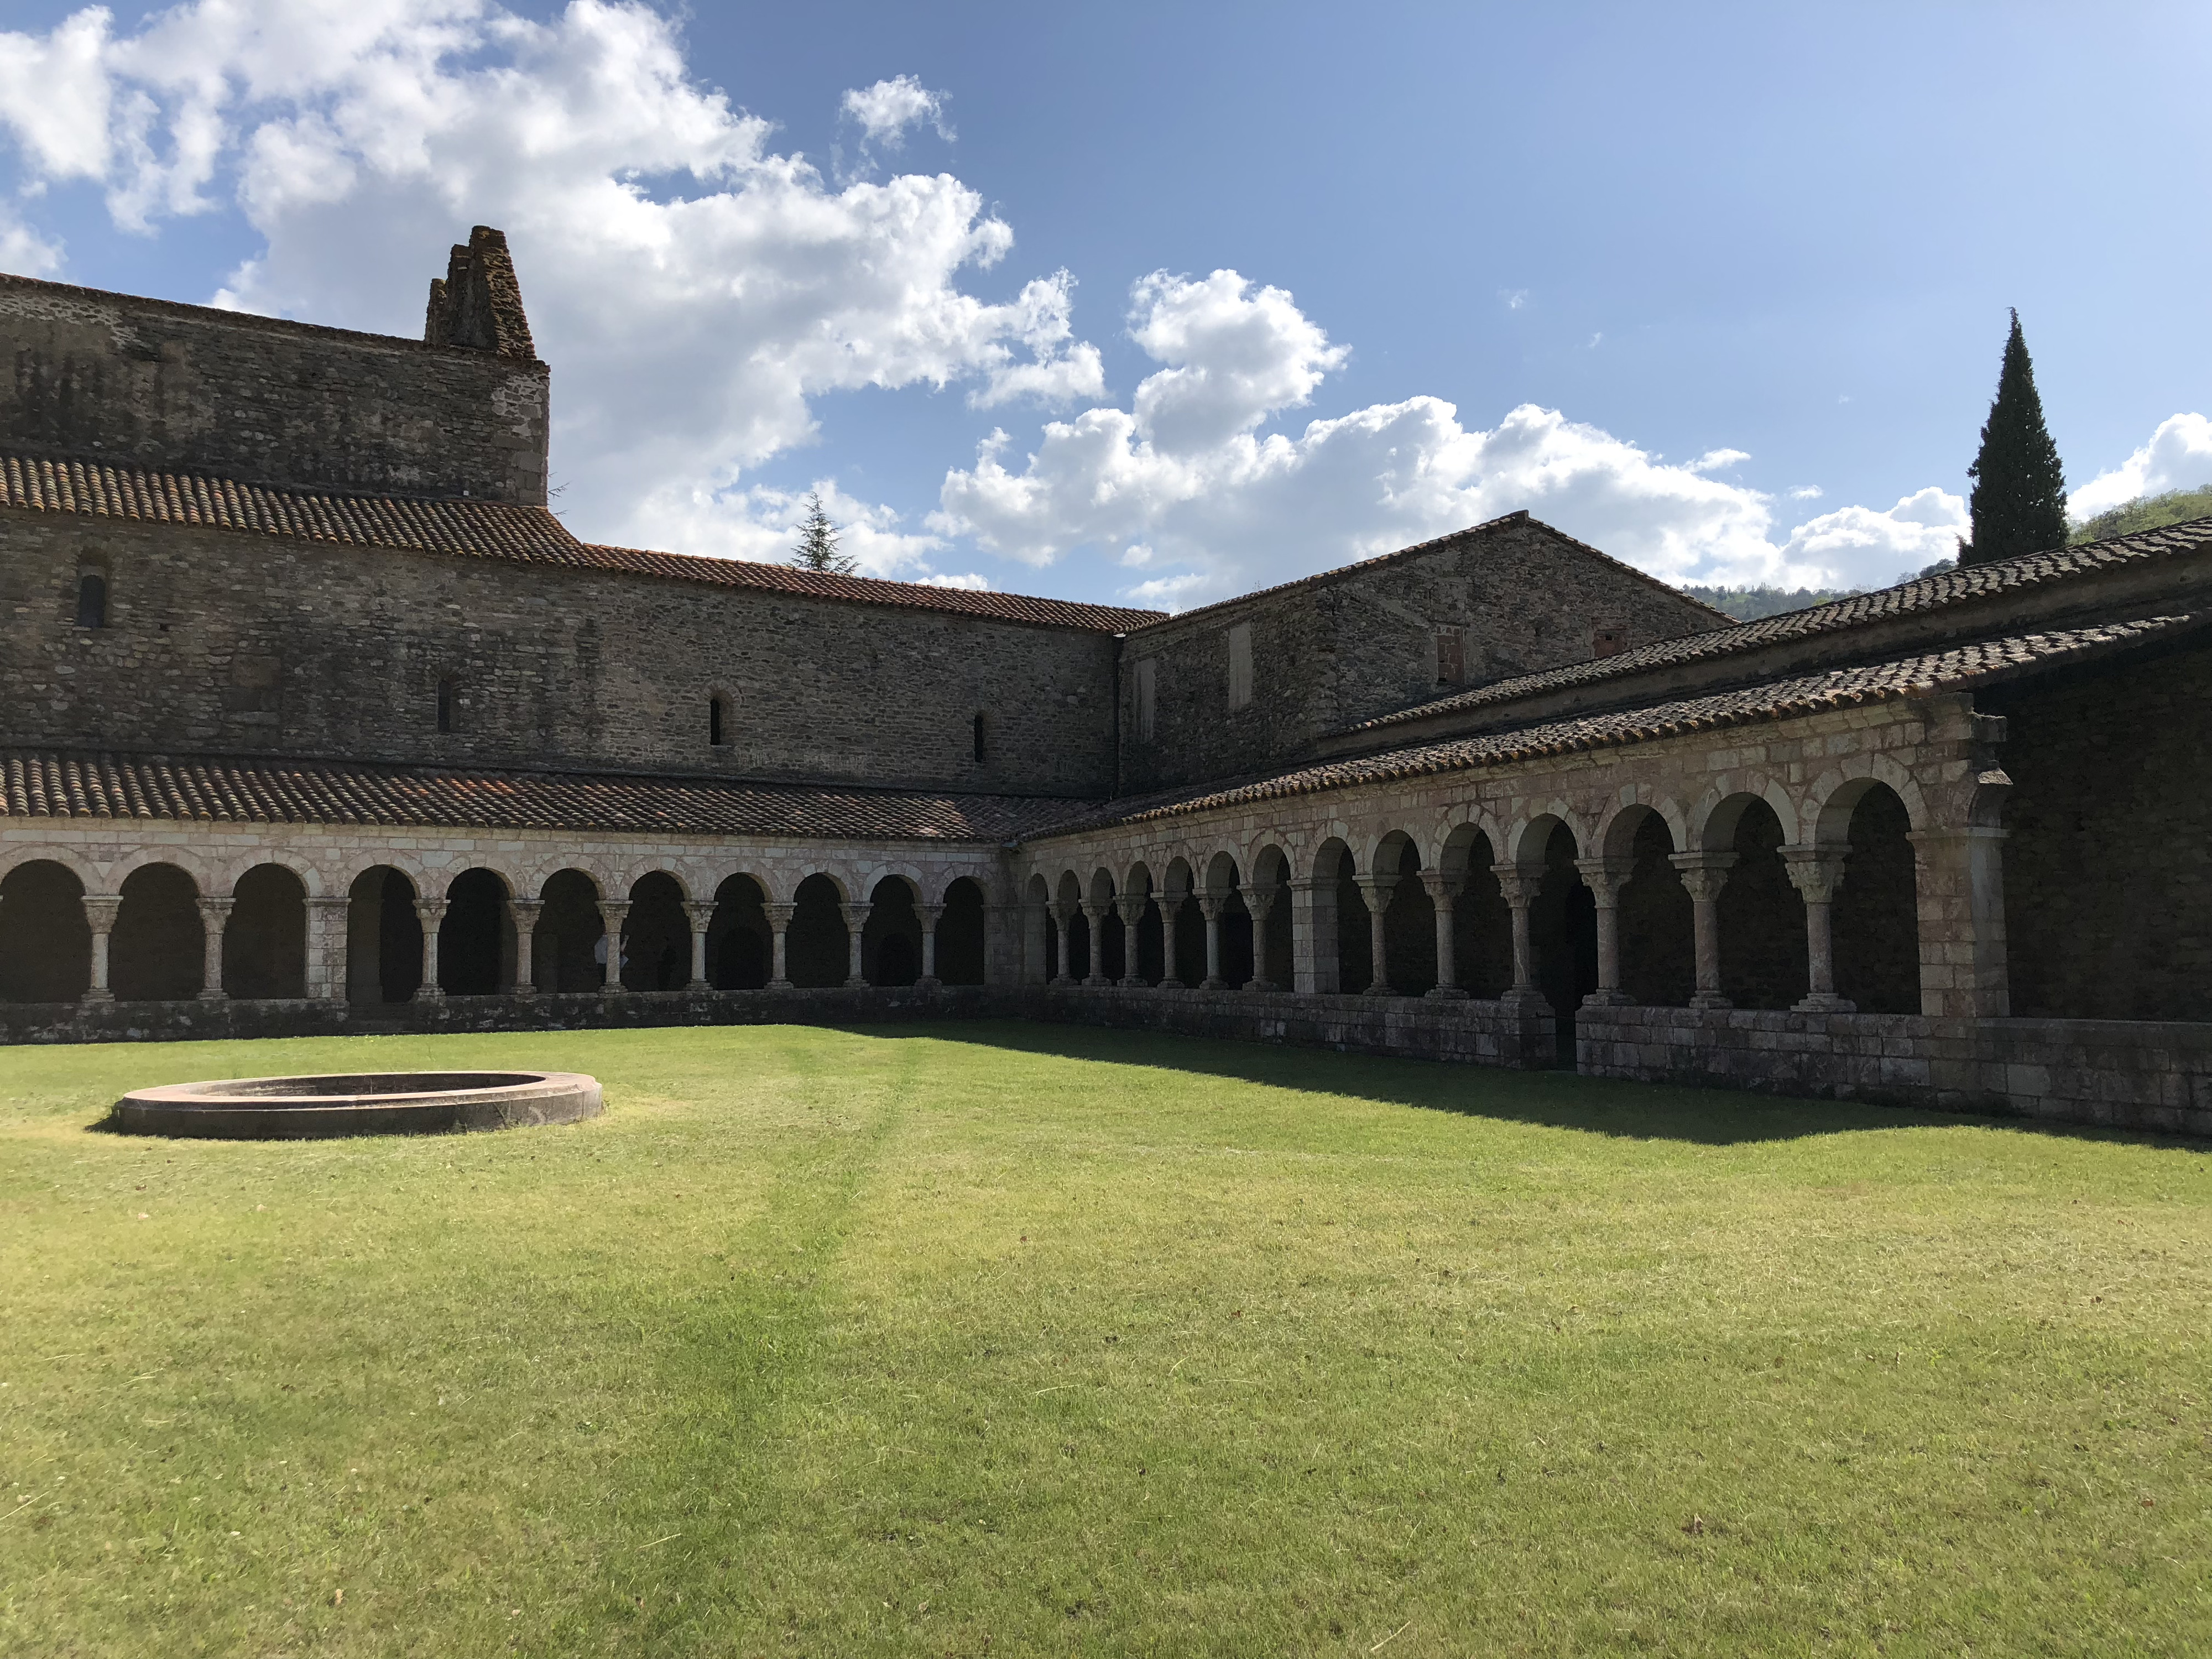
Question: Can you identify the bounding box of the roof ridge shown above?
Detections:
[1349,514,2212,733]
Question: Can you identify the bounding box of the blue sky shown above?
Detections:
[2,1,2206,607]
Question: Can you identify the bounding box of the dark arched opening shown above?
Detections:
[535,870,604,992]
[1169,892,1204,985]
[1066,904,1093,984]
[225,864,306,998]
[76,571,107,628]
[865,879,924,986]
[625,873,691,990]
[1718,800,1807,1008]
[1833,785,1921,1014]
[1132,895,1165,985]
[439,869,511,995]
[346,867,418,1003]
[0,861,90,1002]
[1334,847,1371,993]
[786,874,849,988]
[1451,838,1512,997]
[1619,813,1694,1006]
[709,874,770,989]
[111,863,203,1001]
[1381,846,1437,995]
[937,879,988,985]
[1218,886,1254,989]
[1530,826,1597,1051]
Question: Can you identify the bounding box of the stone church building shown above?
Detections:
[3,228,2206,1134]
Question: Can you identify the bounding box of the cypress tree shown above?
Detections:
[787,491,856,575]
[1960,310,2068,565]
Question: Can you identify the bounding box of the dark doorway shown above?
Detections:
[225,864,307,998]
[709,874,771,989]
[865,879,924,986]
[1718,801,1807,1009]
[937,879,988,985]
[1833,785,1921,1014]
[111,863,203,1001]
[787,874,849,988]
[439,869,510,995]
[625,873,691,990]
[536,870,604,992]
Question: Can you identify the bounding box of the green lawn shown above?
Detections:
[2,1024,2206,1657]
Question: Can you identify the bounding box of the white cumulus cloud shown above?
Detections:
[936,268,1968,606]
[840,74,951,149]
[2069,413,2212,519]
[0,0,1093,581]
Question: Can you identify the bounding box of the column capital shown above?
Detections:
[413,898,448,925]
[197,895,236,920]
[1113,894,1147,926]
[1780,845,1850,904]
[839,901,873,928]
[1573,857,1636,902]
[682,899,718,930]
[1243,882,1282,919]
[1490,864,1541,906]
[599,898,633,922]
[1417,869,1463,904]
[509,897,544,922]
[82,894,122,929]
[308,894,350,915]
[1351,872,1397,898]
[1286,875,1330,896]
[916,902,945,927]
[1668,850,1737,905]
[1194,889,1227,920]
[763,902,797,927]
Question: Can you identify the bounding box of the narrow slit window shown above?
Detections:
[710,695,727,746]
[1227,622,1253,709]
[1135,657,1157,739]
[436,677,454,734]
[972,712,987,764]
[75,572,107,629]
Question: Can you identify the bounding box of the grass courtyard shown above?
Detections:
[1,1023,2206,1657]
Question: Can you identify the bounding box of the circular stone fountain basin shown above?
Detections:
[111,1071,602,1139]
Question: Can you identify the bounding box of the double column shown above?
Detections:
[1418,870,1468,1000]
[1781,847,1855,1014]
[1490,864,1546,1012]
[763,904,796,988]
[1573,858,1635,1008]
[1668,852,1736,1010]
[1114,895,1149,987]
[839,901,871,988]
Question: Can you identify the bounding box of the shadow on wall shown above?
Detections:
[836,1018,2200,1151]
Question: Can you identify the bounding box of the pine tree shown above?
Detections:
[787,491,856,575]
[1960,310,2068,566]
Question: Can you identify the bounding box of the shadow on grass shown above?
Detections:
[837,1017,2209,1153]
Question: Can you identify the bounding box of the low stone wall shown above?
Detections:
[0,985,997,1045]
[1578,1005,2212,1137]
[1009,984,1557,1068]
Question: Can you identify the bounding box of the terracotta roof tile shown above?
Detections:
[1032,613,2204,837]
[0,447,1160,632]
[1355,517,2212,732]
[0,750,1088,842]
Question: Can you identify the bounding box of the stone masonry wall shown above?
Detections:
[0,274,549,505]
[1118,518,1730,793]
[0,514,1120,794]
[1985,637,2212,1021]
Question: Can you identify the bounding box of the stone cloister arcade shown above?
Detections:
[0,835,997,1009]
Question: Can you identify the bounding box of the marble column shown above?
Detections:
[1196,890,1226,989]
[840,901,871,987]
[683,900,716,990]
[916,903,944,987]
[195,896,232,1000]
[81,895,121,1004]
[1158,892,1186,989]
[1491,865,1545,1012]
[507,899,542,995]
[1114,895,1149,986]
[412,897,447,1000]
[1244,884,1281,992]
[1783,847,1856,1013]
[1079,900,1112,986]
[1669,852,1738,1010]
[1353,874,1395,995]
[1419,870,1468,999]
[1574,858,1636,1008]
[764,902,796,988]
[599,899,632,995]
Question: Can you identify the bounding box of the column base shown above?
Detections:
[514,982,538,998]
[1689,993,1734,1011]
[685,978,712,992]
[413,986,445,1002]
[1157,978,1186,990]
[195,988,227,1003]
[1496,989,1548,1015]
[1199,976,1226,990]
[1050,975,1077,988]
[1361,983,1396,997]
[1117,975,1146,988]
[915,975,942,990]
[80,988,114,1005]
[1793,993,1857,1014]
[1082,975,1111,988]
[1581,989,1634,1008]
[1244,978,1279,993]
[767,978,794,990]
[1425,985,1472,1001]
[843,977,869,989]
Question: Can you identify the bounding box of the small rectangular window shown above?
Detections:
[1227,623,1253,710]
[436,677,454,734]
[972,712,987,764]
[1134,658,1157,739]
[1436,630,1464,684]
[709,695,726,745]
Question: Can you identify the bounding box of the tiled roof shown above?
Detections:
[0,750,1087,842]
[1128,510,1735,633]
[1029,613,2204,838]
[578,543,1163,630]
[1354,516,2212,733]
[0,448,1161,633]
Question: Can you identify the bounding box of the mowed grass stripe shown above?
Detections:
[0,1023,2205,1657]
